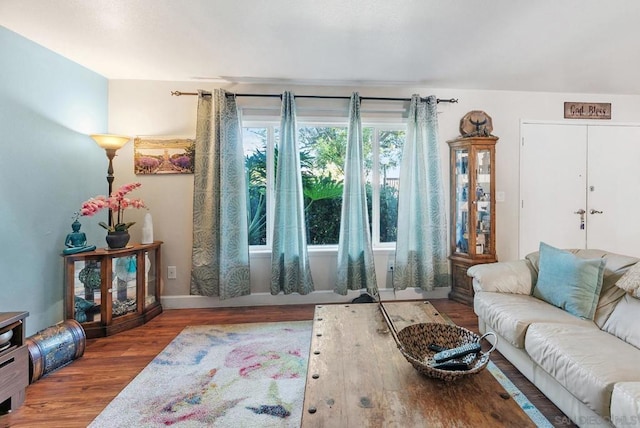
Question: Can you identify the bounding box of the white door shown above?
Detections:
[519,123,587,257]
[587,125,640,257]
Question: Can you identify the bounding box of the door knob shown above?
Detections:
[590,209,603,214]
[574,209,586,230]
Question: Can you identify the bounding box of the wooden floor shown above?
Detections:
[0,299,575,428]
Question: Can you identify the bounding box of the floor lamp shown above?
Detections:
[90,134,131,227]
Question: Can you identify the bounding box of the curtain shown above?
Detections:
[335,93,378,296]
[271,91,314,295]
[394,94,449,291]
[190,89,251,299]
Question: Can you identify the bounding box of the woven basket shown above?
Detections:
[395,323,496,381]
[378,300,497,382]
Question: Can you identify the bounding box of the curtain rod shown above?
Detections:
[170,91,458,104]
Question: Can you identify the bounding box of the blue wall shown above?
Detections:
[0,26,109,335]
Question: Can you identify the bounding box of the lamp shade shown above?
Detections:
[90,134,131,150]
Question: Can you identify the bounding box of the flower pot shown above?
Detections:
[106,231,130,249]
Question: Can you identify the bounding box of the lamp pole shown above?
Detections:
[105,148,117,227]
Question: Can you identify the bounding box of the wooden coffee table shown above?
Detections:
[301,301,536,427]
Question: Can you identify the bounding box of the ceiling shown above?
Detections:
[1,0,639,95]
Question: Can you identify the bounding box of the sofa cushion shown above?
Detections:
[610,382,640,427]
[474,292,593,348]
[526,249,639,327]
[532,242,605,319]
[603,294,640,350]
[595,277,629,330]
[525,322,640,417]
[616,261,640,298]
[526,248,638,275]
[468,260,536,294]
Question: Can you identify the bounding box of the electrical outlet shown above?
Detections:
[168,266,177,279]
[387,259,395,272]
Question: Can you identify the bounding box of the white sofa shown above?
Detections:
[468,248,640,427]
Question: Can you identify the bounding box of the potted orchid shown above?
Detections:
[81,183,146,248]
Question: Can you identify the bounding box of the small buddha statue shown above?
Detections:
[74,295,96,323]
[63,220,96,255]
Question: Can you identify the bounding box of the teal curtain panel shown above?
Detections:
[335,93,378,296]
[394,95,449,290]
[190,89,251,299]
[270,91,315,295]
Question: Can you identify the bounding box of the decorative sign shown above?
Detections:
[564,102,611,120]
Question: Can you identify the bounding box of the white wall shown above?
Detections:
[108,80,640,307]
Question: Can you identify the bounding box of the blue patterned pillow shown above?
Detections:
[533,242,605,319]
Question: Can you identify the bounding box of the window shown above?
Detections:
[243,123,405,248]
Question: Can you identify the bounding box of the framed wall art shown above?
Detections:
[134,136,195,175]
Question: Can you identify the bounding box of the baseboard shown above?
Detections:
[160,287,451,309]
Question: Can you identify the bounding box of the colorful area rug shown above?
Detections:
[89,321,312,428]
[90,321,552,427]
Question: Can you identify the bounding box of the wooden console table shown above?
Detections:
[0,312,28,413]
[302,302,535,427]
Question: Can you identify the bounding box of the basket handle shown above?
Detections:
[479,331,498,355]
[377,298,405,352]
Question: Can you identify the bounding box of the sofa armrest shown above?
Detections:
[611,382,640,427]
[467,260,535,294]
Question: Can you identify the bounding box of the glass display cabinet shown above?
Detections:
[63,242,163,338]
[447,136,498,305]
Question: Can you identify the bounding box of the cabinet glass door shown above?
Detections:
[454,148,469,254]
[75,259,102,323]
[112,255,137,317]
[475,149,491,255]
[144,250,158,307]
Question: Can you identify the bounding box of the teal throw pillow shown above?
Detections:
[533,242,605,319]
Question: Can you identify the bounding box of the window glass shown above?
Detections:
[243,124,404,248]
[244,127,268,245]
[298,126,348,245]
[378,130,404,243]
